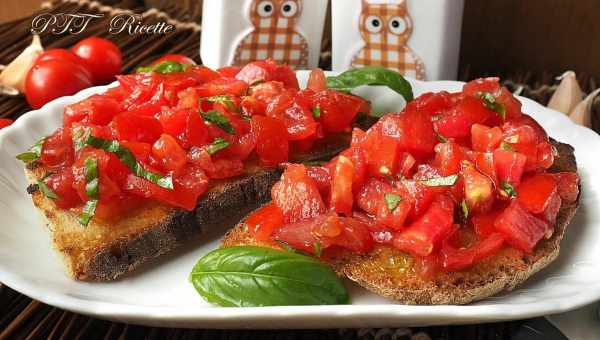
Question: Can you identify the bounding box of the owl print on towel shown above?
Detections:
[233,0,309,69]
[352,0,426,80]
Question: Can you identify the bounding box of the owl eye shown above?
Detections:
[388,16,407,35]
[256,1,275,17]
[364,15,383,33]
[280,1,299,17]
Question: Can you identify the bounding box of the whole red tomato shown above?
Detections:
[0,118,14,129]
[152,54,196,66]
[72,37,122,84]
[25,59,93,109]
[36,49,86,65]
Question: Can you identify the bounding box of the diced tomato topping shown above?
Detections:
[462,162,494,213]
[251,115,289,166]
[553,172,579,203]
[440,232,505,271]
[312,90,364,133]
[40,128,74,169]
[196,77,248,97]
[271,164,325,223]
[235,59,299,89]
[517,174,558,214]
[306,68,327,91]
[432,141,464,176]
[111,113,163,144]
[493,149,527,186]
[435,96,495,138]
[471,124,502,152]
[43,168,82,208]
[494,200,549,253]
[330,156,355,215]
[471,210,501,238]
[246,203,284,241]
[152,134,188,172]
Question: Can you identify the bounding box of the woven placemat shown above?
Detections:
[0,1,597,339]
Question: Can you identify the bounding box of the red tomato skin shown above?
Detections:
[493,149,527,186]
[363,125,400,178]
[251,115,289,166]
[432,141,464,176]
[393,195,456,257]
[196,77,249,97]
[64,95,121,126]
[25,59,93,109]
[39,128,74,169]
[401,180,435,221]
[313,90,364,133]
[217,66,241,78]
[379,109,436,158]
[517,174,558,214]
[494,200,549,253]
[43,169,82,209]
[0,118,13,129]
[152,54,196,66]
[440,232,505,271]
[474,152,498,188]
[72,37,122,84]
[111,113,163,144]
[435,96,495,138]
[330,155,355,216]
[37,49,86,65]
[266,91,317,140]
[307,68,327,91]
[246,203,284,241]
[471,210,501,238]
[271,164,326,223]
[333,216,374,254]
[553,172,579,203]
[152,134,188,172]
[463,77,501,97]
[462,163,494,214]
[235,59,299,89]
[471,124,502,152]
[306,166,331,196]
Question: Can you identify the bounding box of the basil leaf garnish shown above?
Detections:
[501,181,517,198]
[79,199,98,226]
[312,106,321,119]
[84,135,173,190]
[16,138,45,163]
[206,137,230,155]
[500,141,514,151]
[137,60,191,74]
[37,180,58,199]
[461,199,469,219]
[384,193,402,212]
[420,174,459,187]
[477,92,506,119]
[205,95,237,112]
[201,110,236,135]
[326,66,413,102]
[189,246,349,307]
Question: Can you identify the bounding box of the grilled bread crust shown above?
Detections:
[221,139,580,305]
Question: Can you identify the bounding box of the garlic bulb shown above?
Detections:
[547,71,583,114]
[569,88,600,128]
[0,35,44,96]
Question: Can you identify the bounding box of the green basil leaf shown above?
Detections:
[206,137,230,155]
[84,158,100,199]
[201,110,236,135]
[384,193,402,212]
[437,134,448,143]
[78,199,98,226]
[84,135,173,190]
[37,180,58,199]
[477,92,506,119]
[500,141,514,151]
[501,181,517,198]
[16,138,45,163]
[137,60,191,74]
[205,95,237,112]
[190,246,349,307]
[420,174,459,187]
[312,106,321,119]
[461,199,469,219]
[313,242,322,257]
[326,66,413,102]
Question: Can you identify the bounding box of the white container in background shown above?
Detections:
[332,0,464,80]
[201,0,328,70]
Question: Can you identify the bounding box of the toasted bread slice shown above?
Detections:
[24,131,357,281]
[221,139,580,304]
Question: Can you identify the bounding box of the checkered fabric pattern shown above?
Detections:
[351,2,426,80]
[233,17,309,69]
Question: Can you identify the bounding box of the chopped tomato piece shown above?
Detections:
[307,68,327,91]
[493,149,527,186]
[196,77,248,97]
[330,156,355,215]
[432,141,464,176]
[333,216,374,254]
[312,90,364,133]
[471,210,501,238]
[64,95,121,126]
[494,200,548,253]
[251,115,289,166]
[111,113,163,144]
[362,124,400,177]
[473,151,498,188]
[306,165,331,196]
[246,203,284,241]
[43,168,82,209]
[266,90,317,140]
[379,109,437,158]
[471,124,502,152]
[435,96,495,138]
[517,174,558,214]
[271,164,326,223]
[401,180,435,221]
[152,134,188,172]
[216,66,241,78]
[462,163,494,213]
[439,232,504,271]
[40,128,74,169]
[553,172,579,203]
[393,195,456,257]
[235,59,299,89]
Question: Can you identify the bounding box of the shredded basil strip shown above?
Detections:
[79,199,98,226]
[16,138,45,163]
[477,92,506,119]
[420,174,459,187]
[312,106,321,119]
[206,137,230,155]
[137,60,191,74]
[37,180,58,199]
[501,181,517,197]
[326,66,413,102]
[201,110,236,135]
[461,199,469,219]
[437,134,448,143]
[384,193,402,212]
[313,242,322,257]
[84,135,173,190]
[500,141,514,151]
[205,95,237,112]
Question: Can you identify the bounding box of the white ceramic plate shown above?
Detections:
[1,73,599,329]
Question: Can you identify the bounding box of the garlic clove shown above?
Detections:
[0,34,44,95]
[547,71,584,114]
[569,88,600,128]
